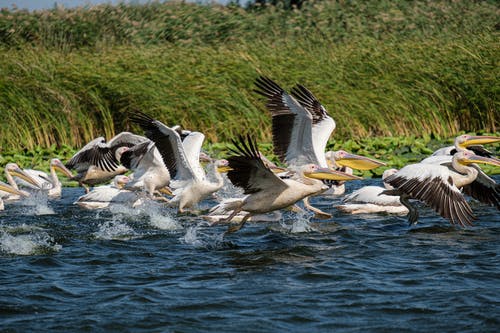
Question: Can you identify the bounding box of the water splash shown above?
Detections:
[93,220,138,241]
[280,210,317,233]
[0,230,61,256]
[19,192,55,215]
[180,223,224,248]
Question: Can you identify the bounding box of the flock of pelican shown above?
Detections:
[1,76,499,233]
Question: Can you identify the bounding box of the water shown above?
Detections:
[1,178,499,332]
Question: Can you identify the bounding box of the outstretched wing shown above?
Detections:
[227,135,288,195]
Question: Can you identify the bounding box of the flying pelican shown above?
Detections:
[14,159,74,198]
[254,76,382,216]
[66,132,148,192]
[130,112,230,213]
[422,135,500,210]
[431,134,500,157]
[1,163,41,201]
[118,140,171,199]
[336,169,408,214]
[381,151,500,226]
[0,180,28,210]
[74,175,143,209]
[210,135,361,233]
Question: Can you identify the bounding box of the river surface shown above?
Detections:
[1,178,499,332]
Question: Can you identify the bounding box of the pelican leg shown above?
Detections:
[225,213,251,234]
[399,194,419,225]
[286,204,304,213]
[210,207,242,226]
[303,196,332,219]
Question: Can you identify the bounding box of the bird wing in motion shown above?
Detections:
[130,112,197,183]
[227,135,288,195]
[384,164,475,226]
[254,76,318,167]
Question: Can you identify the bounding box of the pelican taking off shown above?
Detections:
[211,135,361,233]
[130,112,229,213]
[118,140,171,198]
[66,132,148,192]
[382,151,500,227]
[2,163,41,201]
[74,175,142,209]
[14,159,74,198]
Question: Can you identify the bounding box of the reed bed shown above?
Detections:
[0,0,498,151]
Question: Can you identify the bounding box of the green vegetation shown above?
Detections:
[0,0,498,175]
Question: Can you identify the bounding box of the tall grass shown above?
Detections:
[0,1,498,150]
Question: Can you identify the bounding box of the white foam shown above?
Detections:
[0,231,61,256]
[93,220,137,240]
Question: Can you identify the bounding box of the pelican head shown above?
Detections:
[5,163,41,188]
[382,168,399,180]
[113,175,131,189]
[456,151,500,167]
[115,146,130,161]
[50,158,74,178]
[328,150,386,171]
[216,159,231,173]
[455,134,500,149]
[199,152,213,163]
[302,164,363,181]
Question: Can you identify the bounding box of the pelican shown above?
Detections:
[130,112,230,213]
[254,76,383,216]
[0,180,28,210]
[74,175,142,209]
[210,135,361,233]
[381,151,500,226]
[1,163,41,201]
[431,134,500,157]
[118,140,171,198]
[14,159,74,198]
[336,169,408,214]
[66,132,148,192]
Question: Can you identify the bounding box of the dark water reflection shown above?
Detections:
[0,177,499,332]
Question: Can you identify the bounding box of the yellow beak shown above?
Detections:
[217,166,233,173]
[54,163,74,179]
[0,181,25,197]
[10,168,41,188]
[158,186,173,196]
[335,153,387,171]
[305,168,363,181]
[462,155,500,167]
[460,135,500,148]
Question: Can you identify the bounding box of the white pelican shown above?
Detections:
[0,180,28,210]
[14,159,74,198]
[1,163,41,201]
[254,76,383,215]
[74,175,142,209]
[381,151,500,226]
[66,132,148,192]
[336,169,408,214]
[431,134,499,157]
[118,140,171,198]
[130,112,230,213]
[211,135,361,233]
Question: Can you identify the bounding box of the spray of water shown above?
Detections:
[0,230,61,255]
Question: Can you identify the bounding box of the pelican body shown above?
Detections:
[130,112,229,213]
[212,135,361,233]
[66,132,148,191]
[337,169,408,214]
[382,151,500,226]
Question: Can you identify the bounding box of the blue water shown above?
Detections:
[1,178,499,332]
